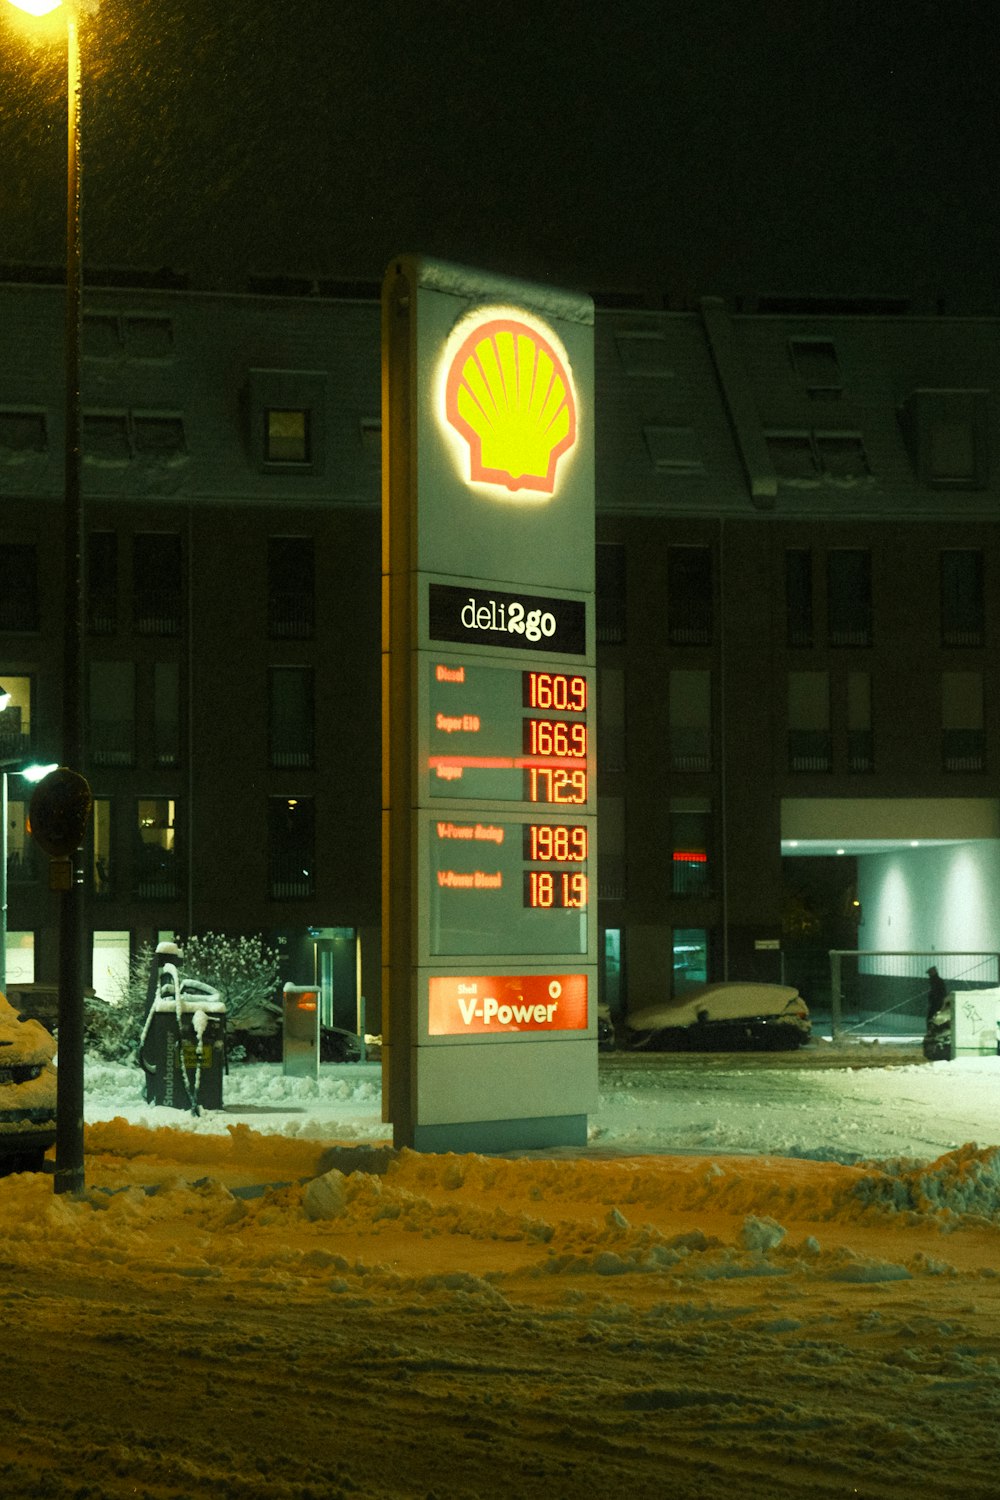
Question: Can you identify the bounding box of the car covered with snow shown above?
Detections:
[0,992,57,1171]
[624,982,811,1052]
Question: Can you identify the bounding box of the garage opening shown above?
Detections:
[780,797,1000,1034]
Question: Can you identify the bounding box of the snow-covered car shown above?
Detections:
[0,992,57,1171]
[624,982,811,1052]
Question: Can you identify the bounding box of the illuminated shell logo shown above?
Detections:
[445,318,577,495]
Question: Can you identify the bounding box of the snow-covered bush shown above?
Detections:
[85,934,282,1061]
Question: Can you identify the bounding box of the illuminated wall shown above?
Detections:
[858,842,1000,956]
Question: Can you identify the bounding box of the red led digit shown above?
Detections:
[523,824,589,861]
[523,672,588,713]
[523,718,588,758]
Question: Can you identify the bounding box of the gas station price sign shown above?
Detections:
[429,814,589,956]
[428,660,594,809]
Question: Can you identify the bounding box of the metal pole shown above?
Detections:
[54,3,86,1196]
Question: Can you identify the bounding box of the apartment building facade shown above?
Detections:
[1,273,996,1026]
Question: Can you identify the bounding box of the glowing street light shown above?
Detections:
[5,0,94,1195]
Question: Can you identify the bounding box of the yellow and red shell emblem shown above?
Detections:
[444,317,577,495]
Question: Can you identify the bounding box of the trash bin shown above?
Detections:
[138,957,227,1113]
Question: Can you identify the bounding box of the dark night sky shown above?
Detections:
[0,0,996,307]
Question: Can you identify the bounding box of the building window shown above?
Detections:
[597,667,625,773]
[83,412,131,463]
[673,928,708,994]
[0,409,47,453]
[597,795,625,901]
[84,313,173,360]
[643,426,705,475]
[602,928,625,1021]
[0,676,33,761]
[133,413,186,458]
[83,410,186,463]
[4,931,34,985]
[91,799,114,897]
[942,671,985,772]
[133,533,182,636]
[89,661,135,767]
[615,331,673,377]
[827,550,872,646]
[667,546,712,645]
[268,797,316,899]
[5,796,38,887]
[124,316,173,359]
[135,798,179,899]
[767,432,818,481]
[847,672,873,773]
[790,339,842,400]
[785,549,813,647]
[899,389,989,490]
[154,662,181,768]
[0,544,39,633]
[940,550,984,648]
[266,409,310,464]
[669,670,711,772]
[788,671,831,771]
[596,543,626,643]
[671,798,711,896]
[269,667,315,769]
[766,430,871,483]
[268,536,315,639]
[249,369,326,474]
[815,432,870,480]
[87,532,118,635]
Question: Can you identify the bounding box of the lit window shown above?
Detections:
[0,676,33,761]
[266,409,310,464]
[135,798,179,899]
[671,799,711,896]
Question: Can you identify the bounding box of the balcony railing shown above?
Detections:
[268,856,315,899]
[848,729,874,773]
[943,729,985,773]
[90,719,134,767]
[134,588,182,636]
[788,730,832,772]
[268,590,315,640]
[670,728,711,772]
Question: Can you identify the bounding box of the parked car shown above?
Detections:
[624,982,811,1052]
[0,992,57,1172]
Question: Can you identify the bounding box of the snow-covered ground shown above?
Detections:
[83,1038,1000,1165]
[2,1044,999,1498]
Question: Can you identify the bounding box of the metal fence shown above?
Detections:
[828,950,1000,1038]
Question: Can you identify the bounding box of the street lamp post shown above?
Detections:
[6,0,91,1195]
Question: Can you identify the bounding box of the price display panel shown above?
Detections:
[428,661,594,809]
[428,815,589,956]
